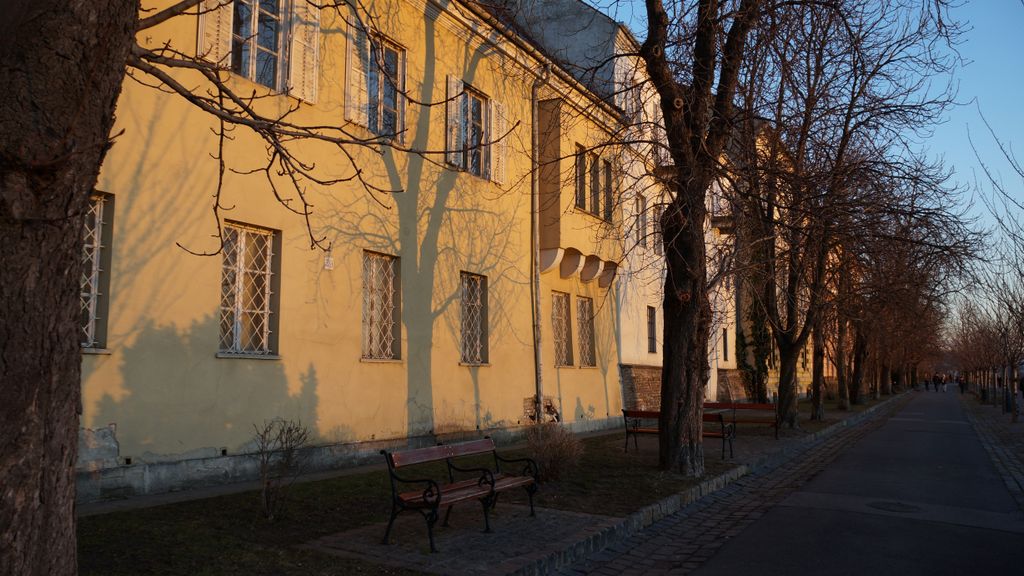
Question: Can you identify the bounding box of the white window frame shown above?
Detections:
[346,24,406,140]
[219,223,278,356]
[199,0,319,102]
[362,251,401,360]
[460,272,488,365]
[446,77,506,183]
[577,296,596,367]
[552,292,573,367]
[230,0,283,90]
[81,194,111,349]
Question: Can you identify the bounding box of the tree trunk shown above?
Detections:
[850,326,868,405]
[776,344,800,429]
[658,185,710,476]
[836,317,849,410]
[810,315,826,420]
[0,2,136,574]
[880,363,892,397]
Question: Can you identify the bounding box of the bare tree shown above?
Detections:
[1,1,479,572]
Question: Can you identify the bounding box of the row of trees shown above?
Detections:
[638,0,976,475]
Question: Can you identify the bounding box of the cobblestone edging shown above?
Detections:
[961,400,1024,515]
[508,394,908,576]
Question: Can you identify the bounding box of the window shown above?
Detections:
[231,0,281,89]
[460,273,488,364]
[574,146,609,218]
[577,297,596,367]
[802,347,809,370]
[81,194,112,349]
[636,195,648,248]
[575,145,587,210]
[647,306,657,353]
[368,41,403,137]
[722,328,729,362]
[219,223,279,355]
[654,204,663,255]
[347,25,405,139]
[362,251,401,359]
[446,77,506,182]
[199,0,319,102]
[603,159,614,221]
[552,292,573,366]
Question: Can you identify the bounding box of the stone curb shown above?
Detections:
[508,394,907,576]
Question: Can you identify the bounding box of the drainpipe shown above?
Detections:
[532,65,552,424]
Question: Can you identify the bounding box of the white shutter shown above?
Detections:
[197,0,233,66]
[446,75,464,168]
[345,21,370,126]
[490,100,507,184]
[288,1,319,103]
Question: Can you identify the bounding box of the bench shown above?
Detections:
[621,409,735,458]
[380,438,539,552]
[704,402,778,437]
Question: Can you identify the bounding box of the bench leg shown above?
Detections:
[425,508,440,553]
[480,494,495,533]
[382,505,401,545]
[728,435,734,458]
[525,484,537,517]
[624,430,630,452]
[442,505,453,527]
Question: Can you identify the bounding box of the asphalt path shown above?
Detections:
[695,391,1024,575]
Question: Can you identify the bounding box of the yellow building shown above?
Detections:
[76,0,644,500]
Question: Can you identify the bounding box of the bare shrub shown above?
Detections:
[525,423,582,482]
[252,418,310,521]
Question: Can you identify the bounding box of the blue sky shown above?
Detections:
[593,1,1024,226]
[929,1,1024,226]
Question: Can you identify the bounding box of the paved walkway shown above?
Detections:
[303,398,906,575]
[561,390,1024,576]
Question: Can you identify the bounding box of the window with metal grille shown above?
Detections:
[552,292,573,366]
[460,272,488,364]
[363,251,400,359]
[231,0,282,89]
[722,328,729,362]
[81,194,111,348]
[647,306,657,353]
[577,297,596,367]
[220,224,277,355]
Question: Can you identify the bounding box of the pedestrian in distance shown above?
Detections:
[932,374,941,392]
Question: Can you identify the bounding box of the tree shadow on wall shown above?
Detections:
[93,315,319,460]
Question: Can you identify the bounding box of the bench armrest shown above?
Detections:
[387,471,443,505]
[447,461,496,489]
[495,454,540,481]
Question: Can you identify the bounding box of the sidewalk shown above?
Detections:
[960,393,1024,513]
[303,396,910,576]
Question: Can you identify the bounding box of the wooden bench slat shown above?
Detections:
[390,438,497,467]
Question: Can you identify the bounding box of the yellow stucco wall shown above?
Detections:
[81,0,622,461]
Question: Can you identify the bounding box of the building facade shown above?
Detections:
[76,0,653,500]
